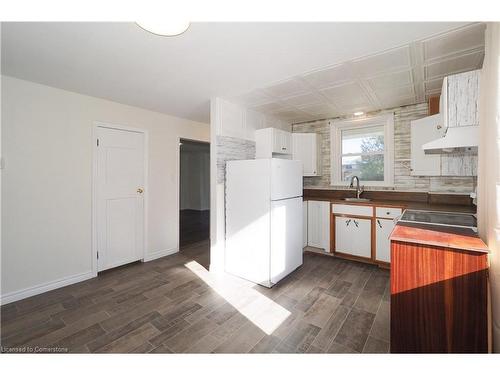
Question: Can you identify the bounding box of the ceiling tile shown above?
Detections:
[302,64,353,89]
[423,23,485,61]
[424,78,444,92]
[249,101,287,114]
[376,84,415,100]
[262,78,309,98]
[282,92,326,107]
[232,89,272,106]
[320,81,364,99]
[320,82,372,108]
[352,46,411,78]
[297,103,338,116]
[229,23,485,124]
[367,70,413,90]
[425,51,483,79]
[380,96,416,109]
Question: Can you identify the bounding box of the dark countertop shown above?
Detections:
[303,197,476,213]
[303,188,477,214]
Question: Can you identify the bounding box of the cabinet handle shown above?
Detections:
[377,219,382,228]
[346,219,351,226]
[354,220,359,227]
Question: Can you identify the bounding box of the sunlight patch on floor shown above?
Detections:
[184,260,291,335]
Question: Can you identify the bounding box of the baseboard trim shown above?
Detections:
[143,247,179,262]
[0,271,94,305]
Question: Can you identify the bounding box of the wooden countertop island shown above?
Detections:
[389,222,489,353]
[390,223,488,253]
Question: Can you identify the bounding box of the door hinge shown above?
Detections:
[97,138,100,147]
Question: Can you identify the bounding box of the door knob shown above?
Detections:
[137,188,144,194]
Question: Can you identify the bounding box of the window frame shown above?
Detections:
[330,114,394,187]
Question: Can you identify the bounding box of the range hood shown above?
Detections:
[422,125,479,154]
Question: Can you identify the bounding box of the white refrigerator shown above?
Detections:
[225,158,303,287]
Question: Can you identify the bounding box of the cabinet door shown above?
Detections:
[281,130,292,154]
[272,129,291,154]
[303,200,308,248]
[307,200,330,251]
[375,218,395,263]
[410,115,442,176]
[447,70,480,128]
[335,216,371,258]
[292,133,318,176]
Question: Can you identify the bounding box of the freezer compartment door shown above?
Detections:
[270,197,303,284]
[270,159,303,200]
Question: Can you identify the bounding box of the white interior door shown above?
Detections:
[96,126,145,272]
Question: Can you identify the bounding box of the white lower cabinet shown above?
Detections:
[303,201,308,248]
[307,200,330,252]
[335,216,371,258]
[375,218,395,263]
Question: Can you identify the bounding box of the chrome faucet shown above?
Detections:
[349,176,364,199]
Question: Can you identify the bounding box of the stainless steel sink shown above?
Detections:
[343,198,371,202]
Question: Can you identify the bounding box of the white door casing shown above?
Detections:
[94,125,147,272]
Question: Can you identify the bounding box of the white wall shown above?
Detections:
[477,22,500,352]
[1,76,209,303]
[209,97,290,272]
[180,146,210,211]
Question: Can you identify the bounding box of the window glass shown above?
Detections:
[340,125,385,182]
[341,126,385,155]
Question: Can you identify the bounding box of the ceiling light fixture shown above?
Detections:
[353,111,364,116]
[136,19,190,37]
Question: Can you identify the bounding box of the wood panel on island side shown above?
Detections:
[390,224,489,353]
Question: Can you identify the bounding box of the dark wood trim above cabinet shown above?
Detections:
[429,95,440,115]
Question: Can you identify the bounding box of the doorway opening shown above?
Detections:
[179,139,210,267]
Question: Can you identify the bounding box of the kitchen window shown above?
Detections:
[330,114,394,186]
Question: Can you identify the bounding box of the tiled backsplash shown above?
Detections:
[216,135,256,183]
[292,103,476,193]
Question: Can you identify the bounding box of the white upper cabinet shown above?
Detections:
[410,114,442,176]
[255,127,293,158]
[292,133,322,176]
[441,70,480,130]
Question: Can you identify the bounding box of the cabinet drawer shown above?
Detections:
[332,203,372,217]
[375,207,402,219]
